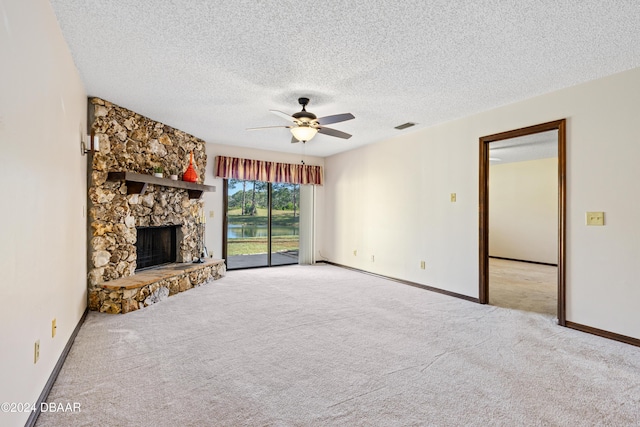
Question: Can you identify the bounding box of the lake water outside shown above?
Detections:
[227,224,299,239]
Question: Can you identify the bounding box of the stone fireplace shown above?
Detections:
[87,98,225,314]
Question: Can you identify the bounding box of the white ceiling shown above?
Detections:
[490,130,558,164]
[49,1,640,157]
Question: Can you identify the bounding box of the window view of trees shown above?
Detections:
[226,179,300,262]
[227,180,267,216]
[227,180,299,216]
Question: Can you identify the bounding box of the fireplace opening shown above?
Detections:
[136,225,178,271]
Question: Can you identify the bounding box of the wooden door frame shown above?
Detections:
[479,119,566,326]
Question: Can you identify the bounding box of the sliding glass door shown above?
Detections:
[225,179,299,269]
[270,183,300,266]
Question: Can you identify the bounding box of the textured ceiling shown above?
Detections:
[49,1,640,157]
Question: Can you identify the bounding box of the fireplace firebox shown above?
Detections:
[136,226,178,271]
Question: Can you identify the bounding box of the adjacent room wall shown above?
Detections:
[202,144,325,262]
[0,1,88,426]
[489,158,558,264]
[322,67,640,340]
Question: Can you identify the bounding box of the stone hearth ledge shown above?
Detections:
[89,259,226,314]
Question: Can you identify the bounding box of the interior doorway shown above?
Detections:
[479,119,566,325]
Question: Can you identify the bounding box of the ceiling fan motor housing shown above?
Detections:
[292,111,317,121]
[294,97,317,121]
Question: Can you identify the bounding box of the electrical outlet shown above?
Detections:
[450,193,457,202]
[353,250,357,256]
[420,260,426,270]
[586,212,604,226]
[52,318,57,338]
[371,255,375,262]
[34,340,40,364]
[209,210,214,218]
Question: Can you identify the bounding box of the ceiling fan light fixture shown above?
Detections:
[291,126,318,142]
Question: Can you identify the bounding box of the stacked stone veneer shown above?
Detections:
[87,97,224,313]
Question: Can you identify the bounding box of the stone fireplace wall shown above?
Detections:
[87,98,207,288]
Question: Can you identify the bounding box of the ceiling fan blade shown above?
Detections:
[317,113,355,126]
[270,110,296,122]
[318,126,352,139]
[246,125,291,131]
[291,136,299,144]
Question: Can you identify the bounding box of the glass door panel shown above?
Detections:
[226,179,268,269]
[270,183,299,266]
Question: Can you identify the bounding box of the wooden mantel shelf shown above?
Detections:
[107,171,216,199]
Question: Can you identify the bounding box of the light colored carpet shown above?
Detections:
[36,264,640,426]
[489,258,557,316]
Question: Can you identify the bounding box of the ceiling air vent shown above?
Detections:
[394,122,416,130]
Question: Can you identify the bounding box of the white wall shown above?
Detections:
[489,158,558,264]
[323,67,640,340]
[202,144,324,261]
[0,1,88,426]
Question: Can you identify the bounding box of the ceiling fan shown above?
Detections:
[247,97,355,143]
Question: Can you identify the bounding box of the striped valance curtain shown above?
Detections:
[215,156,323,186]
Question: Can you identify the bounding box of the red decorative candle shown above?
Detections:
[183,151,198,182]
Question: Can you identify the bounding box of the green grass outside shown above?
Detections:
[227,237,299,256]
[227,208,299,227]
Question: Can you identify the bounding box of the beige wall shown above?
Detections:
[0,0,88,426]
[202,144,325,261]
[489,158,558,264]
[323,66,640,340]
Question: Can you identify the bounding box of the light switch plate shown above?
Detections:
[586,212,604,226]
